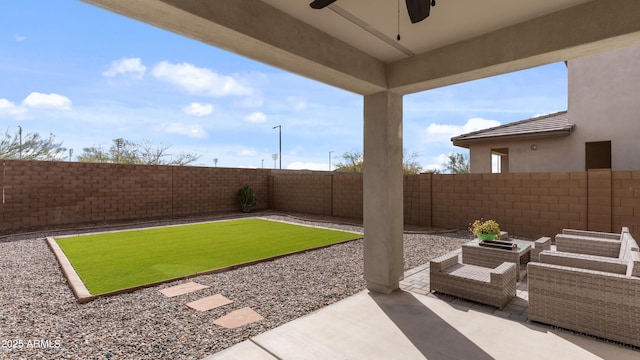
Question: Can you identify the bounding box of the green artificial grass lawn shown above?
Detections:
[56,218,360,294]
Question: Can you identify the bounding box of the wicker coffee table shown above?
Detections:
[462,239,532,281]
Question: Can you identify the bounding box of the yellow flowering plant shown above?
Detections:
[469,219,501,239]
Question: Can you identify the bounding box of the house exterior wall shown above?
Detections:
[469,137,580,173]
[466,45,640,173]
[569,45,640,171]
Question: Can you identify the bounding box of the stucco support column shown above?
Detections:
[363,91,403,294]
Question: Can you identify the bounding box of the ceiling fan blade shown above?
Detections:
[310,0,337,9]
[406,0,431,24]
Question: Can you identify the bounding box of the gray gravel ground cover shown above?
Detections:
[0,215,469,359]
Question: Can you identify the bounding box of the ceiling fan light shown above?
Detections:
[406,0,431,24]
[310,0,337,9]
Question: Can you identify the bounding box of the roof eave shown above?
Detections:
[452,128,573,148]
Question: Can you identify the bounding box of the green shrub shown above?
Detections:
[237,185,256,213]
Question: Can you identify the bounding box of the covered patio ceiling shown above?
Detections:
[82,0,640,95]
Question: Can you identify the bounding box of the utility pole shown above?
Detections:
[114,138,124,163]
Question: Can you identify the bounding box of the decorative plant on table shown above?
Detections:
[469,219,501,241]
[237,185,256,213]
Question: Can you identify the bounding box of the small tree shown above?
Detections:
[334,150,363,173]
[77,138,201,166]
[403,150,423,175]
[441,152,470,174]
[334,149,425,175]
[237,185,256,213]
[0,128,66,160]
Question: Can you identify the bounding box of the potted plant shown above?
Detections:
[469,219,501,241]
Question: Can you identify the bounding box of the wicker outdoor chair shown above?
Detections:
[430,252,516,309]
[528,228,640,347]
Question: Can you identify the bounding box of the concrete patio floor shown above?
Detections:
[206,250,639,360]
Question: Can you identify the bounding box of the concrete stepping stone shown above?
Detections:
[159,281,209,298]
[187,294,233,311]
[214,307,264,329]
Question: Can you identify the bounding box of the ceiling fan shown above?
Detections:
[310,0,436,24]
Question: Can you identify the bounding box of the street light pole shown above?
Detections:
[272,125,281,169]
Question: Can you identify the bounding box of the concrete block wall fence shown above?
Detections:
[269,171,332,216]
[270,170,639,238]
[404,174,432,227]
[0,160,269,234]
[1,160,639,238]
[267,171,363,219]
[431,172,589,238]
[612,170,640,236]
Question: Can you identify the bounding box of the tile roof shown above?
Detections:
[451,111,574,147]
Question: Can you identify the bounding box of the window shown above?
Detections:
[585,141,611,170]
[491,148,509,173]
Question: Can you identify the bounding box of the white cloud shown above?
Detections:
[163,122,207,138]
[237,149,257,157]
[22,92,72,110]
[287,96,307,111]
[0,99,15,110]
[183,102,213,116]
[422,117,500,144]
[103,57,146,80]
[287,162,329,171]
[15,35,26,42]
[152,61,252,97]
[0,98,27,117]
[244,111,267,123]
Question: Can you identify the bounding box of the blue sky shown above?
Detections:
[1,0,568,171]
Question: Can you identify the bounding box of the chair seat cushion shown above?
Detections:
[442,263,491,282]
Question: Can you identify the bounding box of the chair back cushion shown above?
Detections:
[556,234,620,258]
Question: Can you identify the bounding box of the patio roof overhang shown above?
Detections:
[82,0,640,96]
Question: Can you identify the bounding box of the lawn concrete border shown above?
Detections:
[46,236,96,304]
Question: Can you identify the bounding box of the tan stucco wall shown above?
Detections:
[469,137,581,173]
[569,45,640,171]
[468,45,640,173]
